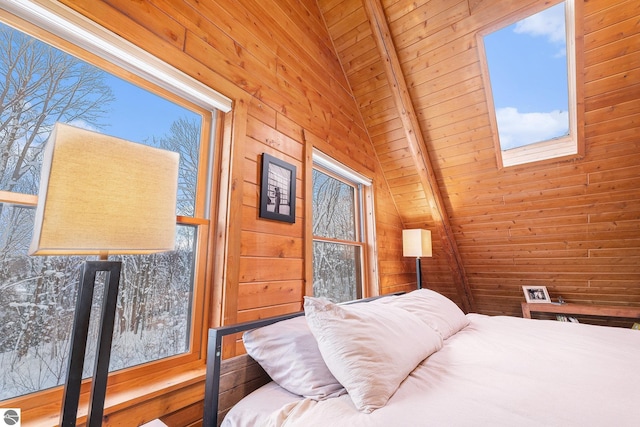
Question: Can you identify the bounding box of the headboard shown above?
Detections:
[202,311,303,426]
[202,293,403,426]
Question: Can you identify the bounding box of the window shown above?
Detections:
[479,0,583,167]
[312,151,372,303]
[0,1,230,402]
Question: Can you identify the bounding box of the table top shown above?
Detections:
[521,302,640,319]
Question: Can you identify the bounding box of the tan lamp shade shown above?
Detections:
[402,229,432,258]
[29,122,179,256]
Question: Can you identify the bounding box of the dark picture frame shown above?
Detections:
[259,153,296,223]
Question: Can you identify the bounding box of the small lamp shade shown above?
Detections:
[29,122,179,256]
[402,229,432,258]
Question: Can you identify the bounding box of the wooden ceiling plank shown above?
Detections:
[362,0,474,312]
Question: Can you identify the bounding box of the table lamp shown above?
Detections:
[29,122,179,426]
[402,229,432,289]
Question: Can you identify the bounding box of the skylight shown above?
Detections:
[480,0,582,167]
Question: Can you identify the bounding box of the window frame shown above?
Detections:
[0,0,229,418]
[309,149,374,301]
[477,0,584,168]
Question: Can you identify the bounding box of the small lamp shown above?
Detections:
[402,229,432,289]
[29,123,179,426]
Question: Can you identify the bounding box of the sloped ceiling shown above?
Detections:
[316,0,640,316]
[317,0,501,312]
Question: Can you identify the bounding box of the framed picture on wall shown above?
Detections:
[259,153,296,223]
[522,285,551,303]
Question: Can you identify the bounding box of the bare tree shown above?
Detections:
[153,117,201,216]
[312,170,356,239]
[312,170,359,302]
[0,22,114,399]
[0,23,114,195]
[0,22,200,400]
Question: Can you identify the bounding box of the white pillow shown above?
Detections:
[304,297,443,413]
[243,315,345,400]
[377,289,470,339]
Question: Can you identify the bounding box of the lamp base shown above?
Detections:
[416,257,422,290]
[60,260,122,427]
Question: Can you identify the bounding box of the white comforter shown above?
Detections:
[224,314,640,426]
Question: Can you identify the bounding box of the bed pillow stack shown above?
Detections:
[243,289,468,412]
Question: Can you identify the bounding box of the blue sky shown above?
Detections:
[64,71,196,148]
[1,18,195,148]
[483,2,569,149]
[100,75,194,145]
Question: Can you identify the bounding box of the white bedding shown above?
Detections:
[224,314,640,426]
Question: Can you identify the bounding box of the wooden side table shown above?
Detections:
[521,302,640,320]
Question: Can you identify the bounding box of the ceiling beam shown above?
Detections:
[362,0,475,312]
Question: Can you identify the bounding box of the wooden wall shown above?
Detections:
[27,0,639,424]
[54,0,408,424]
[426,0,639,316]
[319,0,640,316]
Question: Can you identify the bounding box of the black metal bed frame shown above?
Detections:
[202,311,303,427]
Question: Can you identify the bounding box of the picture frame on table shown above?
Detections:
[259,153,296,223]
[522,285,551,303]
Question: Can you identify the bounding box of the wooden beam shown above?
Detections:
[362,0,475,312]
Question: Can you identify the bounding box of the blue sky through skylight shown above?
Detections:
[483,2,569,150]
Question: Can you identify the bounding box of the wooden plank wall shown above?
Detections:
[426,0,639,316]
[55,0,409,424]
[320,0,640,316]
[27,0,639,423]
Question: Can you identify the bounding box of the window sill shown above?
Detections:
[9,362,206,426]
[500,137,579,168]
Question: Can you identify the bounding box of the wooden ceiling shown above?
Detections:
[317,0,640,315]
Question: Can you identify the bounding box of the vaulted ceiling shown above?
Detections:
[317,0,521,313]
[316,0,640,315]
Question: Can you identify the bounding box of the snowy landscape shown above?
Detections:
[0,22,202,400]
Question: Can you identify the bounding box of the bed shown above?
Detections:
[203,289,640,426]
